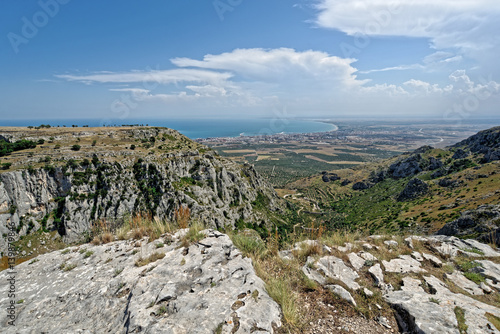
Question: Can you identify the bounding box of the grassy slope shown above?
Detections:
[286,147,500,235]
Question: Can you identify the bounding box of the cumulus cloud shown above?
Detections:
[56,48,500,117]
[172,48,367,88]
[314,0,500,53]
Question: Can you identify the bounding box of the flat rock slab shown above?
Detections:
[348,252,365,271]
[430,236,500,258]
[477,260,500,285]
[382,255,427,274]
[359,252,377,262]
[0,230,282,333]
[446,271,483,295]
[422,253,443,267]
[305,255,361,291]
[385,275,500,334]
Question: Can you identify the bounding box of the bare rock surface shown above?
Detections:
[382,255,427,274]
[446,271,483,295]
[386,275,500,334]
[284,235,500,333]
[0,230,282,333]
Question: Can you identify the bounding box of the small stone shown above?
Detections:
[369,264,384,287]
[338,243,353,253]
[347,253,365,271]
[422,253,443,267]
[359,252,377,262]
[376,316,391,329]
[384,240,398,248]
[326,285,357,307]
[411,251,423,262]
[404,237,414,249]
[362,243,374,250]
[481,282,493,293]
[363,288,374,297]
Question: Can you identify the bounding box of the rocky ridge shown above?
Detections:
[0,229,282,333]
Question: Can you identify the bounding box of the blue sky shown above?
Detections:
[1,0,499,122]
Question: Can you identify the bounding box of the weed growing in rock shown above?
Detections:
[486,313,500,331]
[180,222,205,247]
[135,252,166,267]
[454,306,468,333]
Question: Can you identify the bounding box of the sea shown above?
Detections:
[1,118,337,139]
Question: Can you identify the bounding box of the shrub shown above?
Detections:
[71,144,81,151]
[231,233,266,259]
[1,163,12,170]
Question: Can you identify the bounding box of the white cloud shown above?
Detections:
[56,69,233,85]
[314,0,500,54]
[171,48,366,88]
[56,48,500,117]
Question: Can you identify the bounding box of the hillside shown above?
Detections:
[2,126,500,333]
[0,127,284,257]
[286,126,500,237]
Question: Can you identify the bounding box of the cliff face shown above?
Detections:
[0,127,282,252]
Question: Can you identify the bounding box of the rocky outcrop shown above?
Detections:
[436,205,500,245]
[352,181,371,191]
[0,229,282,333]
[280,236,500,334]
[453,126,500,163]
[0,128,283,252]
[388,154,424,179]
[396,178,429,201]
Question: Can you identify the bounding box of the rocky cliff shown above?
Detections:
[0,127,282,252]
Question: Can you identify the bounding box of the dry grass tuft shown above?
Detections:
[180,221,205,248]
[174,206,190,229]
[135,252,166,267]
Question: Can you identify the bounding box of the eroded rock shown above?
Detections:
[0,230,282,333]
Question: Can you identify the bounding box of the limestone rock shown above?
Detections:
[347,252,365,271]
[435,205,500,246]
[422,253,443,267]
[411,251,424,262]
[384,240,398,248]
[477,260,500,284]
[446,271,483,295]
[368,264,384,287]
[396,178,429,202]
[386,275,500,334]
[363,288,374,297]
[0,230,282,333]
[305,255,361,291]
[359,252,377,262]
[382,255,427,274]
[326,285,357,307]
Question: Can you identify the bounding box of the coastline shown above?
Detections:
[0,118,338,140]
